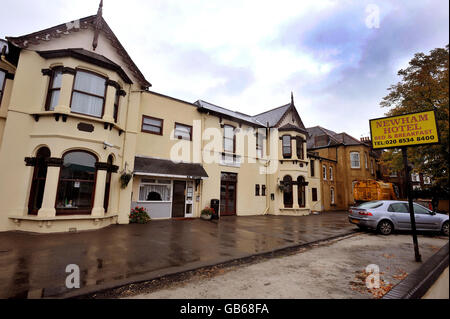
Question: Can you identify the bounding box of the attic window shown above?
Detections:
[71,70,107,118]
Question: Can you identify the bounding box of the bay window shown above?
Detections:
[28,147,51,215]
[56,151,98,215]
[350,152,361,169]
[71,70,107,118]
[282,135,292,158]
[296,136,304,160]
[45,67,62,111]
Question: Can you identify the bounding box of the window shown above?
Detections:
[70,70,107,118]
[262,185,266,196]
[365,153,368,169]
[224,125,236,153]
[255,184,260,196]
[370,160,374,175]
[139,180,172,202]
[388,203,408,213]
[142,115,164,135]
[413,203,432,215]
[298,176,306,208]
[331,187,335,205]
[310,160,315,177]
[283,175,293,208]
[329,167,333,181]
[282,136,292,158]
[312,188,318,202]
[175,123,193,141]
[323,165,327,180]
[113,91,120,123]
[296,136,304,160]
[350,152,360,169]
[256,130,264,158]
[28,147,51,215]
[56,151,98,215]
[0,69,7,107]
[45,68,62,111]
[103,155,113,212]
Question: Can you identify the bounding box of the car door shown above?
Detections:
[388,203,410,230]
[413,203,439,230]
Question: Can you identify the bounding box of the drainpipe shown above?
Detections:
[264,122,271,215]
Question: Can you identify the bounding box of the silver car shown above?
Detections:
[348,200,449,236]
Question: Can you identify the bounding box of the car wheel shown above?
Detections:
[442,222,449,237]
[378,220,393,236]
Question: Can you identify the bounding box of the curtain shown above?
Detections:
[139,185,171,202]
[72,92,103,117]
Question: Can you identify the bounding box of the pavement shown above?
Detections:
[126,233,449,299]
[0,212,356,299]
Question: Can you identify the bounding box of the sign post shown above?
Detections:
[370,110,440,262]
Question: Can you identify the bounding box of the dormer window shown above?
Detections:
[45,68,63,111]
[0,69,6,107]
[71,70,107,118]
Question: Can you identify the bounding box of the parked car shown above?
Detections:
[348,200,449,236]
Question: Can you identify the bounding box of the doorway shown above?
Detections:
[172,181,186,218]
[220,172,237,216]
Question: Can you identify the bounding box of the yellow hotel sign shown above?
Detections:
[370,110,440,149]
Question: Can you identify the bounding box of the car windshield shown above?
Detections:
[356,201,383,209]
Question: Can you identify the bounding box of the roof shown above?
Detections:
[253,104,291,127]
[307,126,364,149]
[37,48,133,84]
[134,157,209,179]
[6,14,151,89]
[278,123,308,135]
[195,100,264,127]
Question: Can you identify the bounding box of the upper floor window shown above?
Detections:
[71,70,107,118]
[370,160,374,175]
[350,152,360,169]
[0,69,6,106]
[175,123,193,141]
[323,165,327,180]
[224,125,235,153]
[365,153,368,169]
[296,136,304,160]
[282,135,292,158]
[262,185,266,196]
[255,184,260,196]
[113,91,120,123]
[329,167,333,181]
[256,131,264,158]
[45,68,63,111]
[310,160,315,177]
[142,115,164,135]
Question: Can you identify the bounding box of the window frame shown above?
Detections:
[329,166,333,181]
[113,90,120,123]
[69,69,108,119]
[28,147,51,215]
[44,67,63,111]
[223,124,236,154]
[142,115,164,136]
[310,160,315,177]
[255,184,260,196]
[262,185,266,197]
[283,175,293,208]
[0,68,7,108]
[282,135,292,159]
[331,187,335,205]
[296,136,304,160]
[298,176,306,208]
[256,130,264,158]
[323,165,327,180]
[350,152,361,169]
[55,150,98,216]
[174,122,193,141]
[138,180,173,203]
[312,188,318,202]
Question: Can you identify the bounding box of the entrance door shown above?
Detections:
[172,181,186,218]
[220,173,237,216]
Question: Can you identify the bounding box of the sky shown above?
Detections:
[1,0,448,138]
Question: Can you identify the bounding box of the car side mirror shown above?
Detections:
[430,211,436,216]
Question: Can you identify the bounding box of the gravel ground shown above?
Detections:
[124,232,448,299]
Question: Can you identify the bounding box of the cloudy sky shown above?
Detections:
[1,0,448,138]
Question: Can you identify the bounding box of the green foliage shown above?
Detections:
[380,45,449,194]
[201,207,215,216]
[129,207,151,224]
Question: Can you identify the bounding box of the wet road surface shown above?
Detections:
[0,212,356,298]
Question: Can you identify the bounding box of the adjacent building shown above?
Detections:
[0,4,321,233]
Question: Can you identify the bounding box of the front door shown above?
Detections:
[172,181,186,218]
[220,173,237,216]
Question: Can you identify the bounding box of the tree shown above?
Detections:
[380,45,449,196]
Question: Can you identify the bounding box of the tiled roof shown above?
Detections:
[307,126,363,149]
[134,157,209,179]
[195,100,265,126]
[253,104,291,127]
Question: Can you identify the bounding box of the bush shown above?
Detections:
[201,207,215,216]
[130,207,151,224]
